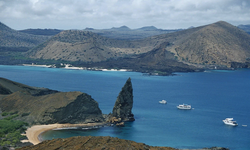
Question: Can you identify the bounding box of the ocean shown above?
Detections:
[0,65,249,150]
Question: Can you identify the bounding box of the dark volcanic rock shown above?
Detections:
[112,77,135,122]
[51,93,104,124]
[16,136,229,150]
[17,136,177,150]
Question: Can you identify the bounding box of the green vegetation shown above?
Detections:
[0,113,29,147]
[1,112,9,116]
[4,114,19,120]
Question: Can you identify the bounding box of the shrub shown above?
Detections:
[1,112,9,116]
[4,114,19,120]
[21,113,30,117]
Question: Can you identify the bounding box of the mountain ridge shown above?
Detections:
[0,22,50,52]
[1,21,250,75]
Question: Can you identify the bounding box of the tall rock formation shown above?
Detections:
[111,78,135,122]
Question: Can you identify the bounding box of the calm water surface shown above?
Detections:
[0,65,249,150]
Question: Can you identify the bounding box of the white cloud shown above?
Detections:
[0,0,250,30]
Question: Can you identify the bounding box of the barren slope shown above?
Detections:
[27,30,156,62]
[26,21,250,71]
[167,21,250,67]
[0,22,50,51]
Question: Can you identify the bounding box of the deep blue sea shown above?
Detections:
[0,65,249,150]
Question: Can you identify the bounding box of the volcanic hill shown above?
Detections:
[26,21,250,73]
[0,77,104,125]
[26,30,156,62]
[165,21,250,67]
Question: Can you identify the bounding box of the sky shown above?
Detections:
[0,0,250,30]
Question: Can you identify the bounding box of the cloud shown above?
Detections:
[0,0,250,30]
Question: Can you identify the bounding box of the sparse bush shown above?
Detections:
[1,112,9,116]
[4,114,19,120]
[21,113,30,117]
[10,111,18,115]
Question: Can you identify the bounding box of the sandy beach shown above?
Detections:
[24,123,106,145]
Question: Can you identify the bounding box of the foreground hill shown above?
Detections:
[17,136,228,150]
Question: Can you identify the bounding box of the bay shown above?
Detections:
[0,65,249,150]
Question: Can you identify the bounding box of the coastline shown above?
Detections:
[22,63,130,72]
[24,122,106,145]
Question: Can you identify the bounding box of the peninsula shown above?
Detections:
[0,77,135,147]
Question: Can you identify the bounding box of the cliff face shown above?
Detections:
[112,78,135,122]
[51,93,104,124]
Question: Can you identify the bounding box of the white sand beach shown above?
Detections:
[24,123,106,145]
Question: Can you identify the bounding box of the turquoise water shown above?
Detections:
[0,65,250,150]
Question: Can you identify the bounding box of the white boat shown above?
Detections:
[159,100,167,104]
[177,104,191,110]
[222,118,238,126]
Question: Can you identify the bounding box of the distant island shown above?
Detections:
[1,21,250,76]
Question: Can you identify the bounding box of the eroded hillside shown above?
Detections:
[26,30,156,62]
[26,21,250,70]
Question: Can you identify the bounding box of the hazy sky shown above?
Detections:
[0,0,250,30]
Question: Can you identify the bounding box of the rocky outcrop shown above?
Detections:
[51,93,104,124]
[111,78,135,122]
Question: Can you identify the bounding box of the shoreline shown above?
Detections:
[24,122,106,145]
[22,63,130,72]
